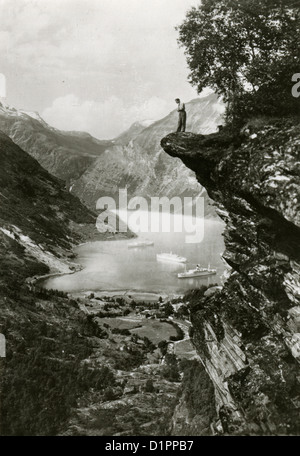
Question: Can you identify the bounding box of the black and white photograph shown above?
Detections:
[0,0,299,440]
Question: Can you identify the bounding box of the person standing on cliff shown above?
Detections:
[175,98,186,132]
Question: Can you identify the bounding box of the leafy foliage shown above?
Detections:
[158,340,169,356]
[162,354,181,382]
[177,0,300,124]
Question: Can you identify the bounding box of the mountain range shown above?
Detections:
[0,94,225,215]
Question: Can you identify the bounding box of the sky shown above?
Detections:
[0,0,205,139]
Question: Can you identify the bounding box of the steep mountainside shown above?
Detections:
[0,95,225,214]
[71,94,225,211]
[0,102,114,184]
[0,130,123,295]
[114,119,155,145]
[161,118,300,435]
[0,133,132,435]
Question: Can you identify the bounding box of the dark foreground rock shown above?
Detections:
[161,119,300,435]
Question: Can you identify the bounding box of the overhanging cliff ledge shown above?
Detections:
[161,119,300,435]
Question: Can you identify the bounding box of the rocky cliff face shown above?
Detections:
[161,118,300,435]
[0,95,225,215]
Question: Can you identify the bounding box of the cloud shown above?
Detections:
[42,93,171,139]
[0,0,197,75]
[1,0,200,135]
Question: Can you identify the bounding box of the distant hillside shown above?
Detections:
[0,95,225,216]
[114,120,155,145]
[0,102,114,184]
[72,94,225,215]
[0,131,124,296]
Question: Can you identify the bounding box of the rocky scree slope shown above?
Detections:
[161,118,300,435]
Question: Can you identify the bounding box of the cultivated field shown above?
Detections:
[130,319,177,344]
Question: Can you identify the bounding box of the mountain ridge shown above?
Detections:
[0,95,225,216]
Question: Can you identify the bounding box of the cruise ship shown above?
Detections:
[128,240,154,248]
[178,264,216,278]
[156,252,187,263]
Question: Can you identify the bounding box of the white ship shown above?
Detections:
[156,252,187,263]
[128,240,154,248]
[178,264,216,278]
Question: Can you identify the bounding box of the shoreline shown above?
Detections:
[28,218,223,300]
[69,289,183,303]
[26,231,135,289]
[33,267,82,288]
[76,233,135,248]
[27,241,185,302]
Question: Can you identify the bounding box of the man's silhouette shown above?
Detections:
[175,98,186,132]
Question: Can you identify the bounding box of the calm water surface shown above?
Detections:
[43,211,226,294]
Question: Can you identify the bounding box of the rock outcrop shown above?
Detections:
[161,118,300,435]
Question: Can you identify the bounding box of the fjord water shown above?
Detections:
[43,211,226,294]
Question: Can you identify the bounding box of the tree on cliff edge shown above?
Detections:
[177,0,300,124]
